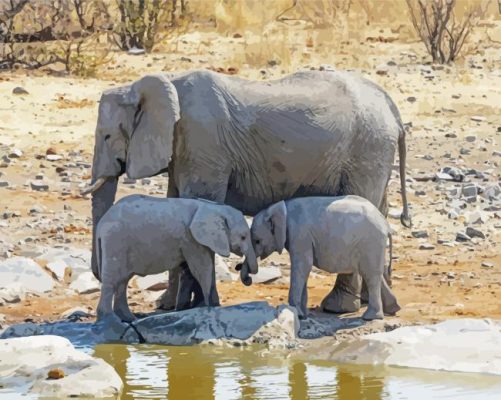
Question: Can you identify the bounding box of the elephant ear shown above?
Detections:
[121,74,180,179]
[266,201,287,254]
[189,206,231,257]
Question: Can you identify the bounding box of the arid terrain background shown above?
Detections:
[0,0,500,330]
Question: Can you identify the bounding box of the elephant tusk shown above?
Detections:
[81,177,108,196]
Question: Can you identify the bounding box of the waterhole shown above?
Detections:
[92,344,501,400]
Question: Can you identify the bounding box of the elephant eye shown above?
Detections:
[104,134,111,141]
[241,235,246,241]
[255,239,260,245]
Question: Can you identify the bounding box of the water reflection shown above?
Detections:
[93,344,501,400]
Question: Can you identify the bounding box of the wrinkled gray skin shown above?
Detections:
[88,69,410,313]
[244,196,401,320]
[95,195,257,322]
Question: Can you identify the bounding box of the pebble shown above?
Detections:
[419,243,435,250]
[12,86,29,95]
[461,183,477,198]
[455,232,471,242]
[470,116,486,122]
[46,154,62,161]
[0,181,9,187]
[481,261,494,268]
[465,226,485,239]
[30,181,49,191]
[465,135,477,142]
[412,230,428,238]
[8,149,23,158]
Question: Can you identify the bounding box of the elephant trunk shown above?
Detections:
[91,177,118,281]
[237,246,258,286]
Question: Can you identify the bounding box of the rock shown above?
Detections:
[132,271,169,290]
[8,148,23,158]
[45,147,57,155]
[46,154,62,161]
[465,226,485,239]
[0,335,122,398]
[0,283,25,304]
[0,257,54,294]
[455,232,471,242]
[419,243,435,250]
[412,230,428,239]
[481,184,500,200]
[61,307,92,321]
[0,181,9,187]
[464,209,488,224]
[406,96,416,103]
[123,177,136,184]
[12,86,29,95]
[69,272,100,294]
[465,135,477,142]
[376,64,389,75]
[46,260,69,281]
[470,116,486,122]
[35,246,91,280]
[30,181,49,191]
[461,183,478,198]
[251,266,282,284]
[330,319,501,375]
[128,47,145,55]
[481,261,494,268]
[215,255,237,282]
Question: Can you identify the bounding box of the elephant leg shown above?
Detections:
[381,278,401,315]
[97,281,115,321]
[183,246,216,307]
[157,266,181,310]
[289,250,313,319]
[359,247,385,320]
[321,273,362,314]
[157,177,182,310]
[113,278,136,322]
[176,265,195,311]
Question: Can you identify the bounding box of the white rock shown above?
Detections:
[331,319,501,375]
[465,209,489,225]
[215,255,237,282]
[46,260,68,281]
[0,283,25,304]
[0,335,122,398]
[46,154,62,161]
[0,257,54,293]
[132,271,169,290]
[252,266,282,284]
[69,272,100,294]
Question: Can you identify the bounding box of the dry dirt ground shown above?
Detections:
[0,17,500,330]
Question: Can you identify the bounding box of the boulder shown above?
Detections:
[330,319,501,375]
[0,335,122,398]
[252,266,282,284]
[132,271,169,290]
[0,257,54,294]
[69,272,100,294]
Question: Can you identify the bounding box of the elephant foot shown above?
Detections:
[156,288,177,311]
[362,307,384,321]
[321,289,361,314]
[383,301,401,316]
[321,274,362,314]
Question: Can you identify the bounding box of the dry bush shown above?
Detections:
[0,0,112,75]
[112,0,189,52]
[406,0,490,64]
[276,0,352,28]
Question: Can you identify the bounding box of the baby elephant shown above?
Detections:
[95,195,257,322]
[240,195,400,320]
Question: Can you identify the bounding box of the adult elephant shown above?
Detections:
[85,69,410,313]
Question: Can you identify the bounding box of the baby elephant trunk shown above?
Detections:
[236,261,252,286]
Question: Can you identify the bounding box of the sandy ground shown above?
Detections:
[0,17,500,330]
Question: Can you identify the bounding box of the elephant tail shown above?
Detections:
[94,235,103,282]
[385,231,393,287]
[398,125,412,228]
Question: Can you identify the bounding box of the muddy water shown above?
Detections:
[93,344,501,400]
